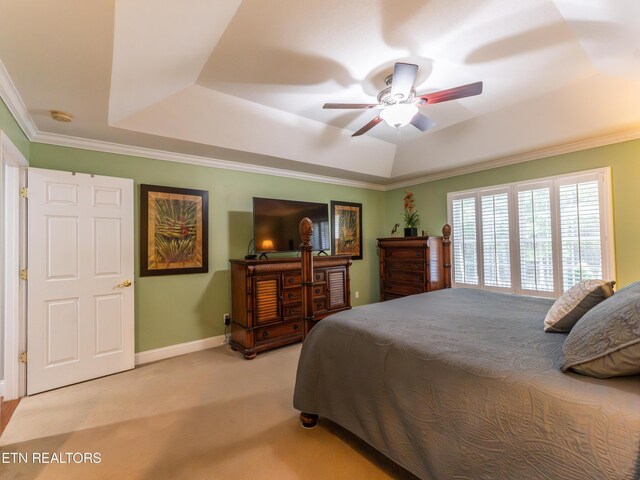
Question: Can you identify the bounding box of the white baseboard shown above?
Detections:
[135,335,227,366]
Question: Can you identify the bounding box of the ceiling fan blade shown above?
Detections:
[410,113,436,132]
[390,62,418,100]
[418,81,483,104]
[323,103,380,109]
[352,116,382,137]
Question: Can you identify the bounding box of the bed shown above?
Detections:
[293,218,640,480]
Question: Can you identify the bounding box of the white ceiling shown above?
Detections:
[1,0,639,185]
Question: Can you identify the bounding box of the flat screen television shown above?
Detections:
[253,197,330,253]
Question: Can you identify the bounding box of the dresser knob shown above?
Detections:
[293,324,299,331]
[315,288,320,294]
[416,252,420,257]
[315,274,321,280]
[288,277,294,284]
[288,292,294,299]
[262,331,269,338]
[316,303,322,309]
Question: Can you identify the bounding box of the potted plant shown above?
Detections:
[402,190,420,237]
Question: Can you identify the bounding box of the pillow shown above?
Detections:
[562,281,640,378]
[544,279,615,332]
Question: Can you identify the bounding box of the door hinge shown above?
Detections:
[19,187,28,198]
[19,269,28,280]
[19,352,27,363]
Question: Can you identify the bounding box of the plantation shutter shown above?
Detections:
[448,168,613,298]
[452,195,478,285]
[559,178,603,290]
[517,184,555,293]
[481,191,511,288]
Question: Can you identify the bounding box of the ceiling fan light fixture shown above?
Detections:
[324,61,482,137]
[380,103,418,128]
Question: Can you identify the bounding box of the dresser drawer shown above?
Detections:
[383,293,404,301]
[282,287,302,304]
[313,270,326,283]
[385,271,424,284]
[283,272,302,287]
[255,321,302,343]
[384,282,424,296]
[385,259,425,271]
[283,303,302,320]
[312,284,326,298]
[312,297,327,312]
[385,248,424,259]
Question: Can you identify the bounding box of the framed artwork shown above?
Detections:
[330,201,363,260]
[140,184,208,276]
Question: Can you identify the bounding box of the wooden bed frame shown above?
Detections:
[297,217,452,428]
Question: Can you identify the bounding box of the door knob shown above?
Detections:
[117,280,132,288]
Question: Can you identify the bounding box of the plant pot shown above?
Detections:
[404,227,418,237]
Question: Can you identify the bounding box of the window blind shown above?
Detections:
[559,180,602,290]
[452,196,478,285]
[447,168,612,297]
[481,192,511,288]
[517,187,554,292]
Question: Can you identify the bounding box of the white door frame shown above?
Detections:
[1,131,28,400]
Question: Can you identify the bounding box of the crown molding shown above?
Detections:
[384,126,640,190]
[33,131,387,191]
[0,58,37,140]
[28,125,640,192]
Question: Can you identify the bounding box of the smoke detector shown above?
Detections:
[50,110,73,122]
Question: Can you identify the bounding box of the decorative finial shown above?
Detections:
[442,224,451,241]
[299,217,313,247]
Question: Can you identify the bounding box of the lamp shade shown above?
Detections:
[260,239,274,251]
[380,103,418,128]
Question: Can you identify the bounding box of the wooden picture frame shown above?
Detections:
[330,201,363,260]
[140,184,209,276]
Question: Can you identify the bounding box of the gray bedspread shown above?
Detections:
[293,288,640,480]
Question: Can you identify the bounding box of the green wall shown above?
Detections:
[0,97,29,158]
[29,144,387,352]
[385,139,640,288]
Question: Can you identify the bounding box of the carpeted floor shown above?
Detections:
[0,343,417,479]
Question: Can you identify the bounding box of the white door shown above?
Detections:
[27,168,134,395]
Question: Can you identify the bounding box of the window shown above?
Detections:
[452,196,478,285]
[517,183,554,293]
[481,190,511,288]
[448,168,614,297]
[558,180,603,287]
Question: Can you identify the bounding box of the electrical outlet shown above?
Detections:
[223,313,231,326]
[355,291,359,299]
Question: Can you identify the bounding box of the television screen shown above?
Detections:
[253,197,330,253]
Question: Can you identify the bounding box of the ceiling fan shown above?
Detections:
[324,62,483,137]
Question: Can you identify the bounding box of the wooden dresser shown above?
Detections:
[377,235,447,301]
[229,256,352,359]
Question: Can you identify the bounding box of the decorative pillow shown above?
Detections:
[544,280,616,332]
[562,281,640,378]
